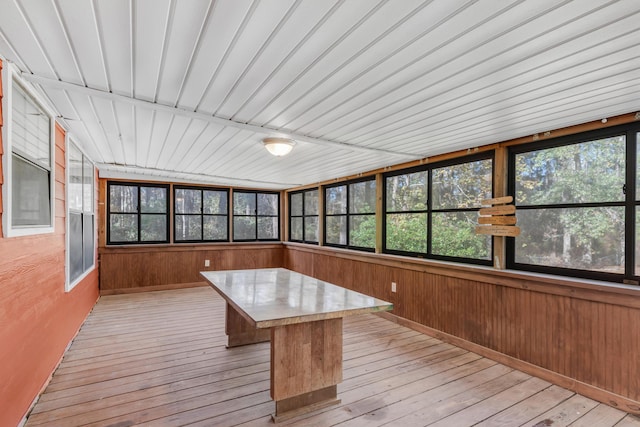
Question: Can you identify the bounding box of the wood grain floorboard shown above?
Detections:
[25,287,637,427]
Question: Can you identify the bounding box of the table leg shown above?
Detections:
[270,318,343,422]
[225,303,270,348]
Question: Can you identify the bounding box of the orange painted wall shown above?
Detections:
[0,60,99,427]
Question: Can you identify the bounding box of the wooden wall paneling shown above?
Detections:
[282,244,640,414]
[284,244,315,277]
[99,244,284,293]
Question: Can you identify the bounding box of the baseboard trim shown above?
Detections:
[376,311,640,415]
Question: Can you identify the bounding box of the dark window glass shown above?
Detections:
[510,134,626,277]
[174,187,228,242]
[11,155,51,227]
[233,191,279,241]
[385,171,428,253]
[383,153,493,264]
[289,189,319,244]
[107,182,169,244]
[431,158,492,260]
[324,179,375,251]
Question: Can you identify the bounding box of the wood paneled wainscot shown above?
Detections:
[99,244,283,294]
[283,242,640,415]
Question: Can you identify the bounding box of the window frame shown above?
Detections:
[323,177,377,252]
[382,151,494,266]
[66,137,95,291]
[232,190,281,242]
[288,188,319,245]
[106,181,170,245]
[1,64,56,237]
[173,185,229,243]
[507,123,640,283]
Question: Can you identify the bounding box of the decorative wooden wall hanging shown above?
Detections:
[475,196,520,237]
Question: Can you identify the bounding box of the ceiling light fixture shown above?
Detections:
[262,137,295,156]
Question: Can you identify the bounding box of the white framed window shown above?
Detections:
[1,64,55,237]
[66,138,95,291]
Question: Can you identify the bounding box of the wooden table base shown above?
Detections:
[225,303,271,347]
[272,385,341,423]
[270,318,343,422]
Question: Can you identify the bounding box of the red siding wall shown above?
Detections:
[0,60,99,427]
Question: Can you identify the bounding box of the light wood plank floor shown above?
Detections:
[26,287,640,427]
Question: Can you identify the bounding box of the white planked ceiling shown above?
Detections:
[1,0,639,189]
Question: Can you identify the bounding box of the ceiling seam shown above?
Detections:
[193,0,260,112]
[212,0,302,116]
[51,0,86,86]
[159,117,194,169]
[175,124,226,172]
[153,0,175,104]
[11,0,59,79]
[90,0,111,92]
[228,0,345,122]
[190,127,244,172]
[246,0,389,126]
[131,105,137,165]
[129,0,135,98]
[151,113,176,169]
[87,95,117,162]
[0,29,31,73]
[62,89,107,163]
[173,0,218,108]
[144,109,157,168]
[277,0,438,131]
[109,101,127,165]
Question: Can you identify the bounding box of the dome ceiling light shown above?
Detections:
[262,137,295,156]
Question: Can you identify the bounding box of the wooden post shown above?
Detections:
[493,147,508,269]
[375,173,384,253]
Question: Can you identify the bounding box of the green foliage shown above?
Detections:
[431,213,489,259]
[515,136,626,272]
[386,213,427,253]
[349,214,376,248]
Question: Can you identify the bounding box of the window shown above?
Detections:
[325,178,376,251]
[107,182,169,244]
[67,141,95,288]
[508,127,634,281]
[2,73,54,236]
[385,169,428,253]
[233,191,280,241]
[174,186,228,242]
[383,152,493,264]
[289,188,319,244]
[431,157,493,261]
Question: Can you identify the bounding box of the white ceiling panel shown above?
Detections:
[94,0,133,96]
[0,0,639,190]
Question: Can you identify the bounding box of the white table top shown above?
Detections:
[201,268,393,328]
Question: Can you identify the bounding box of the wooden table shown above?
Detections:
[200,268,393,422]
